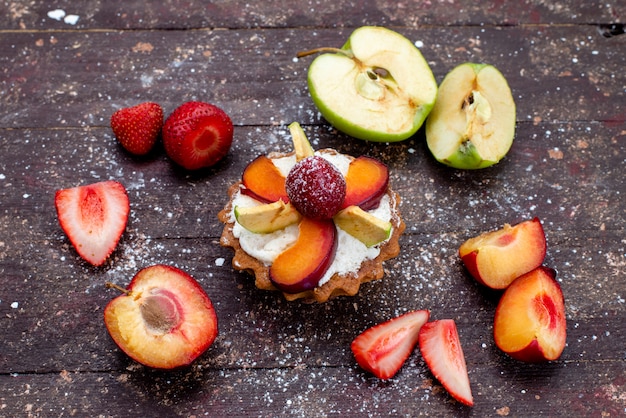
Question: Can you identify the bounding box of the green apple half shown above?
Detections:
[300,26,438,142]
[426,62,516,169]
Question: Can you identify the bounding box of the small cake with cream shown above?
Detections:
[218,123,405,303]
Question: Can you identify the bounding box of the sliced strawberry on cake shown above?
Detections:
[55,180,130,266]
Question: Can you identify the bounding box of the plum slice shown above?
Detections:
[241,155,288,203]
[342,156,389,210]
[459,217,546,289]
[493,266,566,362]
[269,217,337,293]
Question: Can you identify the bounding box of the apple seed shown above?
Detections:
[463,90,492,123]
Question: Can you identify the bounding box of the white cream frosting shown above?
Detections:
[229,151,394,287]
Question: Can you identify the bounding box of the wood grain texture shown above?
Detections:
[0,0,623,29]
[1,26,624,128]
[0,0,625,416]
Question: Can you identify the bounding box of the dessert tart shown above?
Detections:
[218,123,405,303]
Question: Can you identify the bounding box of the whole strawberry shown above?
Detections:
[111,102,163,155]
[162,101,234,170]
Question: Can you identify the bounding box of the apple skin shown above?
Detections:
[104,264,218,369]
[459,217,546,289]
[305,26,438,142]
[426,62,516,169]
[289,121,315,160]
[441,140,492,170]
[493,266,567,362]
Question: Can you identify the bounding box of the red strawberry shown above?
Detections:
[110,102,163,155]
[351,310,430,380]
[55,180,130,266]
[162,101,234,170]
[418,319,474,406]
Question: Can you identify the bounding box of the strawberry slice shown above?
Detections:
[55,180,130,266]
[418,319,474,406]
[162,101,234,170]
[351,310,430,380]
[110,102,163,156]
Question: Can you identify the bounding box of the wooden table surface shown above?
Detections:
[1,1,624,416]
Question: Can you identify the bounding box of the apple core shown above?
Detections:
[355,70,387,101]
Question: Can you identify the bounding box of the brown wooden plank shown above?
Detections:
[0,0,623,30]
[1,359,625,416]
[1,26,624,129]
[2,223,624,370]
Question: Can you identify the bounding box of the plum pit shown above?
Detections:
[140,289,182,334]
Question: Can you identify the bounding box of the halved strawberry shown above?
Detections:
[110,102,163,155]
[55,180,130,266]
[162,101,234,170]
[351,310,430,380]
[418,319,474,406]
